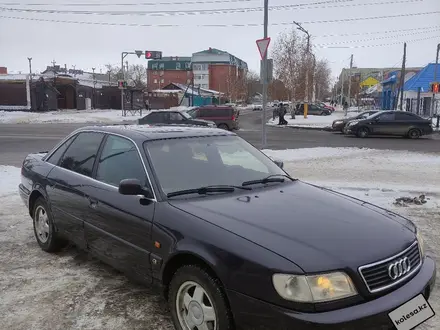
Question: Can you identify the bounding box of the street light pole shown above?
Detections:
[293,21,311,118]
[261,0,269,148]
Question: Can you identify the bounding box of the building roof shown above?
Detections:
[192,47,248,70]
[77,124,235,142]
[403,63,440,92]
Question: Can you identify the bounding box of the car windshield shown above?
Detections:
[181,111,192,119]
[144,135,288,197]
[186,109,197,118]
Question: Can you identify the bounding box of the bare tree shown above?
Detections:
[272,28,307,102]
[104,64,147,90]
[245,70,261,102]
[272,29,332,103]
[313,59,332,100]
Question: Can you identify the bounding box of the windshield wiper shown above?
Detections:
[241,174,296,187]
[167,185,252,198]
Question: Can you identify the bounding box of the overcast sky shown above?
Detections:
[1,0,439,82]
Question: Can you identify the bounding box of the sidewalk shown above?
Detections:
[0,109,146,124]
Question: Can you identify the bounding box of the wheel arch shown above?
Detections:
[28,188,46,217]
[161,248,227,300]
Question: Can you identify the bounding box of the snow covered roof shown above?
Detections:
[0,74,29,81]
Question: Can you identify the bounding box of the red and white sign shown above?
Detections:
[256,37,271,59]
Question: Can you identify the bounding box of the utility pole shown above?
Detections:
[51,59,56,67]
[431,43,439,115]
[261,0,269,148]
[347,54,353,115]
[294,21,311,118]
[92,67,96,109]
[121,52,126,115]
[340,70,344,106]
[399,42,407,110]
[27,57,32,82]
[311,53,316,102]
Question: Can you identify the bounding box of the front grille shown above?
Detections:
[359,241,421,293]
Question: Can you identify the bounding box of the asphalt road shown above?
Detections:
[0,110,439,166]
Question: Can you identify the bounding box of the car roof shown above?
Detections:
[75,124,236,142]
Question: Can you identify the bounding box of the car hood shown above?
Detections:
[192,119,215,125]
[170,181,416,273]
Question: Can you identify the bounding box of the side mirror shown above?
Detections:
[119,179,153,198]
[273,159,284,169]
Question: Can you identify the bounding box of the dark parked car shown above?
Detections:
[19,126,435,330]
[332,110,379,132]
[295,103,331,116]
[344,110,433,138]
[138,110,216,127]
[186,105,239,130]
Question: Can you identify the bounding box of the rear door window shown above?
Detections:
[46,135,77,165]
[59,132,104,177]
[395,113,419,121]
[145,112,169,123]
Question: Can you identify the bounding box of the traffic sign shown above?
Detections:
[256,37,271,60]
[135,50,143,58]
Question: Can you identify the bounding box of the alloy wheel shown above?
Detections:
[35,205,50,243]
[176,281,217,330]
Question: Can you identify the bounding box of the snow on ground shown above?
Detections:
[267,111,345,128]
[0,109,147,124]
[0,147,439,329]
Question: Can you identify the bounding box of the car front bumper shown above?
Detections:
[344,125,357,135]
[228,256,436,330]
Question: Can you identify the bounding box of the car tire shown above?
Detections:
[408,128,421,139]
[218,123,229,130]
[32,197,67,253]
[356,127,369,138]
[169,265,234,330]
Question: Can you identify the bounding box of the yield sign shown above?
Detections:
[135,50,143,58]
[256,37,271,59]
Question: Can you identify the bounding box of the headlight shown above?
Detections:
[334,120,343,125]
[272,272,357,303]
[417,230,425,257]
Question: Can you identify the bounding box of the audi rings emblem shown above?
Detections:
[388,257,411,280]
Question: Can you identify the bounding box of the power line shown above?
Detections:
[0,0,426,16]
[2,11,439,27]
[0,0,345,6]
[319,34,440,48]
[317,25,440,38]
[316,28,440,46]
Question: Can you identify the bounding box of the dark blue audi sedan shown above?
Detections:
[19,125,436,330]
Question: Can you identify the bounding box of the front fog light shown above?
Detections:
[273,272,357,303]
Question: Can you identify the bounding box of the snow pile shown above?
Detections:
[0,166,21,198]
[0,109,148,124]
[268,147,440,197]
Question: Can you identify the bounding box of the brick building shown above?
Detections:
[147,57,192,91]
[192,48,247,100]
[147,48,248,101]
